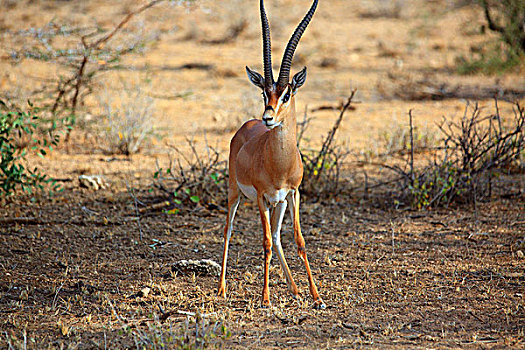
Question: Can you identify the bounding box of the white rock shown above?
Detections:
[171,259,221,276]
[78,175,107,191]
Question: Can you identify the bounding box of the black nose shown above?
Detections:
[265,106,274,112]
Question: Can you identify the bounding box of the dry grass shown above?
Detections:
[357,115,438,162]
[97,78,157,155]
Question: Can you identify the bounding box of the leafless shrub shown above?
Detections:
[153,138,228,211]
[7,8,153,115]
[386,100,524,209]
[97,80,156,155]
[299,91,355,201]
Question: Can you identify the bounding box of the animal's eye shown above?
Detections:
[282,92,290,104]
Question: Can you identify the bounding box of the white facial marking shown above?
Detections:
[275,86,291,113]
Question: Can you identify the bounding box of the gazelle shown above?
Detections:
[217,0,325,308]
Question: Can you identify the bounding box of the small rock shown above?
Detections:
[517,250,524,259]
[171,259,221,276]
[79,175,107,191]
[139,287,151,298]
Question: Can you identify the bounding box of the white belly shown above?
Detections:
[264,188,290,206]
[237,182,290,207]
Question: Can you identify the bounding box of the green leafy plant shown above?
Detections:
[0,101,67,196]
[408,161,460,210]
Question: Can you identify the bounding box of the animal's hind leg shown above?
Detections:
[287,190,325,309]
[217,188,241,298]
[271,200,299,297]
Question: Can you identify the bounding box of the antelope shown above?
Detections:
[217,0,325,309]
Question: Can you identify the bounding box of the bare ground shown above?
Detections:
[1,181,524,348]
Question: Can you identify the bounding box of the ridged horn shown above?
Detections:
[277,0,318,87]
[260,0,274,87]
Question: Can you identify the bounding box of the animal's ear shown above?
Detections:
[291,67,307,93]
[246,66,265,90]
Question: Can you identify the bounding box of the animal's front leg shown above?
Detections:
[218,191,240,297]
[257,195,272,307]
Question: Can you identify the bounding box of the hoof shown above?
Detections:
[313,299,326,309]
[261,300,271,308]
[217,287,226,298]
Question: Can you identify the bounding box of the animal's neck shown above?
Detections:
[267,105,298,158]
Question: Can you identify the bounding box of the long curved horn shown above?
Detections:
[277,0,318,87]
[260,0,274,87]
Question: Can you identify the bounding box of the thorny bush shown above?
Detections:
[394,100,524,209]
[298,91,355,201]
[3,1,195,126]
[153,139,228,213]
